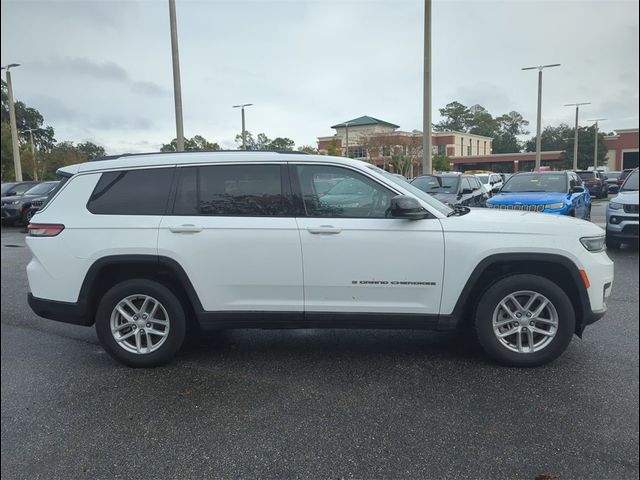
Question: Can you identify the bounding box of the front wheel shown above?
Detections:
[95,279,186,367]
[475,274,575,367]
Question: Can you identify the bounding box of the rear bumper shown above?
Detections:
[27,293,92,326]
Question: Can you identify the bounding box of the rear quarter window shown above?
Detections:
[87,168,175,215]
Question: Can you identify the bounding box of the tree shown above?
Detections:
[525,124,607,169]
[433,153,451,172]
[298,145,318,154]
[434,101,473,132]
[77,141,106,161]
[267,137,295,151]
[234,131,295,151]
[468,105,498,138]
[161,135,220,152]
[326,138,340,156]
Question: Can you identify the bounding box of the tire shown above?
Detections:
[474,274,575,367]
[21,208,32,226]
[606,232,622,250]
[95,279,186,367]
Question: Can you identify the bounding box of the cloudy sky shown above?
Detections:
[1,0,638,154]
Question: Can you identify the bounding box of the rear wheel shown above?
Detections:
[95,279,186,367]
[475,274,575,367]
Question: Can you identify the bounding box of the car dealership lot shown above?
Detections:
[1,214,638,479]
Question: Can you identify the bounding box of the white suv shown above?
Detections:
[26,152,614,367]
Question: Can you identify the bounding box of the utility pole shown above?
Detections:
[168,0,185,151]
[522,64,561,170]
[1,64,23,181]
[345,122,350,158]
[587,118,607,170]
[232,104,253,150]
[564,102,590,171]
[422,0,432,175]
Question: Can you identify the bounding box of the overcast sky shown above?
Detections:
[1,0,638,154]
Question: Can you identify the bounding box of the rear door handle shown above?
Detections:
[306,225,342,235]
[169,224,203,234]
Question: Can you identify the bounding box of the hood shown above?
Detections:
[440,207,603,237]
[488,191,568,205]
[612,190,639,205]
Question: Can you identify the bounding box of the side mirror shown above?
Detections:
[389,195,429,220]
[571,185,585,193]
[491,186,501,194]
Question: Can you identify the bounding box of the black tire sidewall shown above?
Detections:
[95,279,186,367]
[475,274,575,367]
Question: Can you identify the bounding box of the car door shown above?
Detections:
[157,163,303,313]
[291,163,444,315]
[568,172,588,218]
[458,177,473,206]
[471,177,486,206]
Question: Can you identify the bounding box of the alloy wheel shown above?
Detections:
[110,294,170,354]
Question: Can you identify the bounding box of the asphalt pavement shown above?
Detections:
[1,207,638,480]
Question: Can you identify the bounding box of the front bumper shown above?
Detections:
[606,208,639,239]
[1,206,22,221]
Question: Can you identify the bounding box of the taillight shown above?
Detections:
[27,224,65,237]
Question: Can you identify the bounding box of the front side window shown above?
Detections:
[621,169,639,192]
[296,165,395,218]
[87,168,174,215]
[173,164,286,216]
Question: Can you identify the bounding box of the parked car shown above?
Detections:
[1,181,59,225]
[26,152,613,368]
[605,171,622,194]
[606,168,639,249]
[475,172,504,196]
[617,169,635,190]
[576,170,608,199]
[487,171,592,220]
[411,173,488,208]
[1,181,39,198]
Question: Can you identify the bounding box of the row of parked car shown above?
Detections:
[410,168,639,248]
[1,180,60,225]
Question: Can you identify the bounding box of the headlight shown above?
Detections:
[580,236,606,252]
[11,200,21,205]
[609,201,623,210]
[545,202,564,209]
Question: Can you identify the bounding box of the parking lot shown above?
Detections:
[1,202,638,480]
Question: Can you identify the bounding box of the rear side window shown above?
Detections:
[173,164,287,216]
[87,168,174,215]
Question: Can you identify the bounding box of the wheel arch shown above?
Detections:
[452,253,590,336]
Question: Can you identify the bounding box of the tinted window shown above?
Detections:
[24,182,59,196]
[501,173,568,193]
[296,165,394,218]
[621,170,639,192]
[412,175,459,193]
[173,164,286,216]
[1,183,17,195]
[577,171,595,180]
[461,177,473,192]
[87,168,174,215]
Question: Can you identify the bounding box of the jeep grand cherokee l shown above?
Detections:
[26,152,614,368]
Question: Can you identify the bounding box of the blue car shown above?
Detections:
[487,171,591,220]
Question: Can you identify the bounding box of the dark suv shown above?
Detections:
[576,170,608,199]
[1,181,59,225]
[411,173,488,208]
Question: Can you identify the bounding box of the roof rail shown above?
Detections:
[92,150,308,162]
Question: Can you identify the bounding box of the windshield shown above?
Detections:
[1,183,17,195]
[607,172,621,180]
[368,166,453,216]
[24,182,58,196]
[476,175,489,184]
[621,170,639,192]
[411,175,460,193]
[577,171,595,180]
[501,173,568,193]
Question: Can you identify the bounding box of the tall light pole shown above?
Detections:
[522,63,561,170]
[1,64,23,181]
[232,104,253,150]
[422,0,432,175]
[168,0,185,151]
[344,121,350,157]
[564,102,590,171]
[587,118,607,170]
[22,128,39,180]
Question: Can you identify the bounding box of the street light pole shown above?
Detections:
[564,102,590,171]
[422,0,432,175]
[232,104,253,150]
[168,0,185,151]
[522,63,561,170]
[587,118,607,170]
[1,64,23,181]
[345,122,350,158]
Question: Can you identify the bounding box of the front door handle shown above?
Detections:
[307,225,342,235]
[169,224,203,234]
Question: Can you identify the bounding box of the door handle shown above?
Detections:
[307,225,342,235]
[169,224,203,234]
